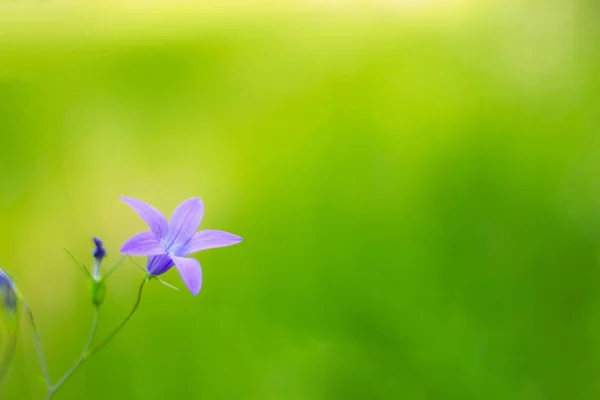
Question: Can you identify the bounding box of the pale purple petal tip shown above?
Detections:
[171,255,203,296]
[121,231,166,256]
[166,198,205,246]
[183,230,242,256]
[120,197,168,239]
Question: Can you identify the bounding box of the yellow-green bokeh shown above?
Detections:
[1,2,599,399]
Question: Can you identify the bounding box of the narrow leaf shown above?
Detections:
[64,249,91,278]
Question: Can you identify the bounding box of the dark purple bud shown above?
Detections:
[93,237,107,262]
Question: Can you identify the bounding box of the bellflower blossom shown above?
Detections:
[0,269,17,315]
[120,197,242,295]
[0,269,18,385]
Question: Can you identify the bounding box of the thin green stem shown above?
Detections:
[45,277,148,399]
[22,302,52,388]
[45,307,99,400]
[88,277,147,356]
[0,322,17,386]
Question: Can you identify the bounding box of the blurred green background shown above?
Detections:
[1,2,599,399]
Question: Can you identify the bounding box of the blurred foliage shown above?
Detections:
[0,2,599,399]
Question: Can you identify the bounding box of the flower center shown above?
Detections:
[162,239,184,257]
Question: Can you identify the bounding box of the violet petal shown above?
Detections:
[166,198,204,247]
[120,197,168,239]
[171,255,203,296]
[121,231,166,256]
[183,230,242,256]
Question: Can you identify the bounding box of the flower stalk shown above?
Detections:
[88,276,148,357]
[45,306,99,400]
[22,301,52,388]
[45,276,148,399]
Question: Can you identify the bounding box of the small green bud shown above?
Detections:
[91,279,106,307]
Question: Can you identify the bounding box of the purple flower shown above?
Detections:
[0,269,17,313]
[120,197,242,295]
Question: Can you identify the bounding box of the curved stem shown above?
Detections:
[45,307,99,400]
[88,277,147,357]
[45,277,148,399]
[22,302,52,388]
[0,323,17,386]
